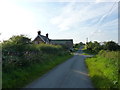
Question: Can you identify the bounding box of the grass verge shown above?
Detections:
[81,53,90,55]
[85,51,119,88]
[3,54,73,88]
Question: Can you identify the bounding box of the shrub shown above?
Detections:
[85,41,120,54]
[86,51,119,88]
[103,41,120,51]
[2,35,66,72]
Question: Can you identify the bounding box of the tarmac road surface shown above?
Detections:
[25,48,94,88]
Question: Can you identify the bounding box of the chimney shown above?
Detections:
[38,31,41,35]
[46,33,48,38]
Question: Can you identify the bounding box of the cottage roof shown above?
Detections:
[50,39,73,41]
[50,39,73,44]
[34,34,49,42]
[50,39,73,42]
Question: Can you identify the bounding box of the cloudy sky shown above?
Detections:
[0,0,119,43]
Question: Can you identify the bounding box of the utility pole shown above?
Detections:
[86,37,88,44]
[85,37,88,49]
[0,33,1,42]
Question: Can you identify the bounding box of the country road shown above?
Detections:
[25,47,94,88]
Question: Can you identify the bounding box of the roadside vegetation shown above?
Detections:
[86,51,119,88]
[73,42,84,52]
[84,41,120,54]
[83,41,120,88]
[1,35,72,88]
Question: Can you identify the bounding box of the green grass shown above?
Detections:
[81,53,90,55]
[73,48,79,52]
[82,49,96,55]
[2,54,73,88]
[85,51,119,88]
[82,46,98,55]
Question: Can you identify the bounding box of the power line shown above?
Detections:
[98,0,118,28]
[89,0,118,38]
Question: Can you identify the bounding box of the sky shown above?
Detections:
[0,0,119,43]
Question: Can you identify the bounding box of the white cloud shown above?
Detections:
[88,18,118,42]
[50,2,115,31]
[96,0,102,3]
[0,0,118,43]
[49,1,118,43]
[102,18,118,28]
[15,0,119,2]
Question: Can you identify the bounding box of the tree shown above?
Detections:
[86,41,93,51]
[86,41,102,53]
[9,35,31,44]
[79,42,84,45]
[2,35,31,56]
[103,41,120,51]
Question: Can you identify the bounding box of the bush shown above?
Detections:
[85,41,120,54]
[2,35,66,72]
[103,41,120,51]
[86,51,119,88]
[2,35,72,88]
[37,44,63,54]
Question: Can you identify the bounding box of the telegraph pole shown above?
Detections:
[0,33,1,42]
[86,37,88,44]
[85,37,88,49]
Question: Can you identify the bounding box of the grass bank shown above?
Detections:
[3,53,73,88]
[85,50,119,88]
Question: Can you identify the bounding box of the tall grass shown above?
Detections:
[2,44,64,71]
[86,50,119,88]
[2,54,72,88]
[2,43,72,88]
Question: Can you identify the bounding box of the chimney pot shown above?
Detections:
[46,33,48,38]
[38,31,41,35]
